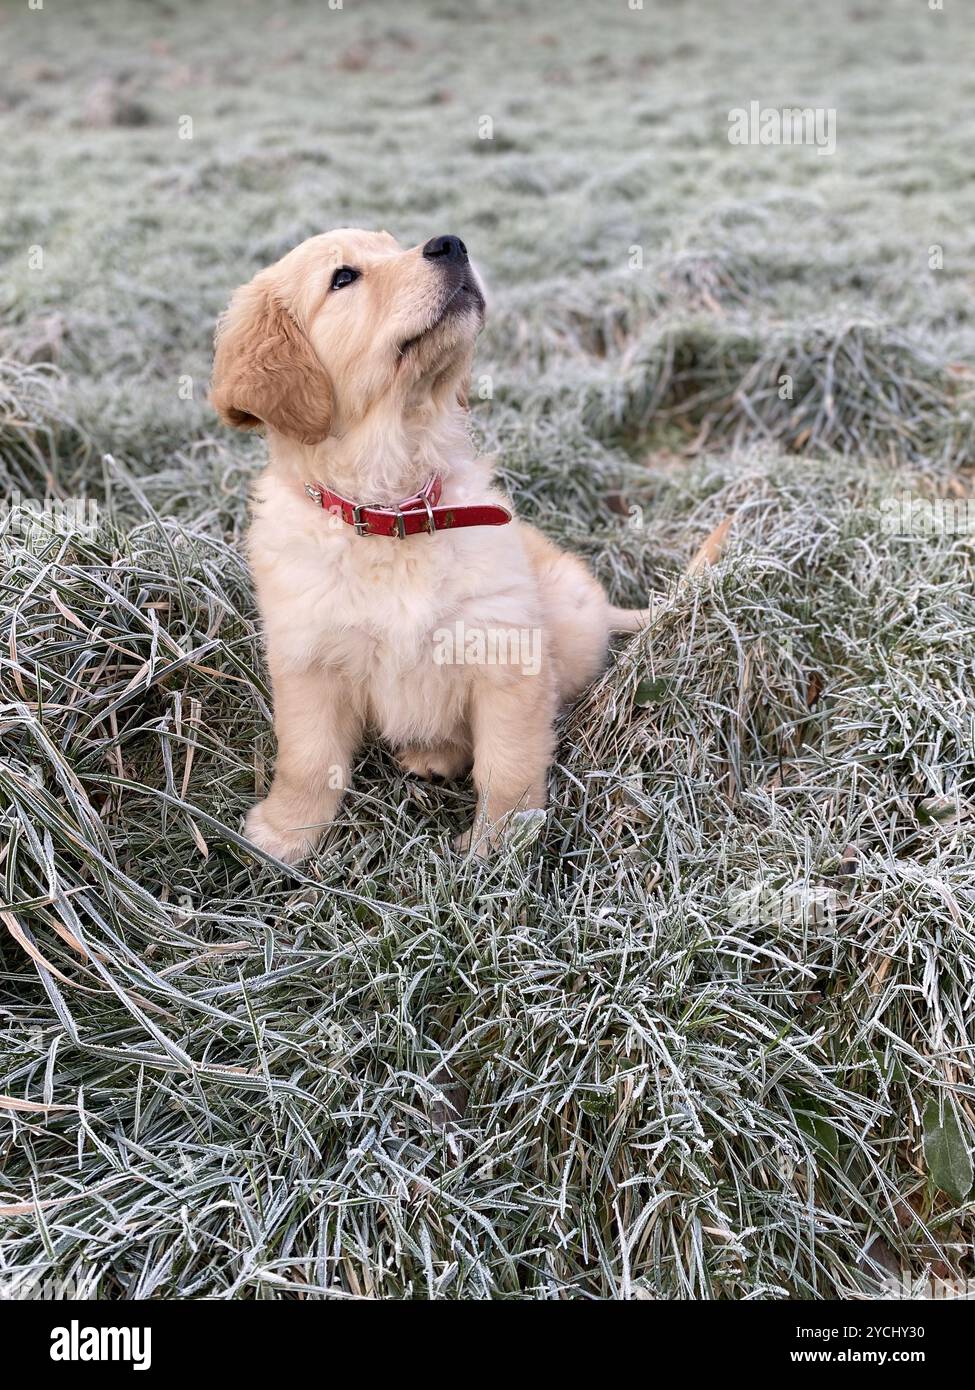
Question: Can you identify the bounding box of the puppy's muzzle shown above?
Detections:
[422,232,485,319]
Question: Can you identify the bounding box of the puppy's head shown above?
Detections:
[211,228,485,445]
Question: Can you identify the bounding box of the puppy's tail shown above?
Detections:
[608,604,654,634]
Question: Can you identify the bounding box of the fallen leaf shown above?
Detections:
[923,1099,974,1204]
[687,515,733,575]
[634,677,672,707]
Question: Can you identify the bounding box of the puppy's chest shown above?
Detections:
[253,503,532,688]
[333,537,455,635]
[313,540,472,742]
[269,530,462,662]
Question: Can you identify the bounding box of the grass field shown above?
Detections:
[1,0,974,1299]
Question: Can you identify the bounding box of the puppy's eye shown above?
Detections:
[330,267,360,290]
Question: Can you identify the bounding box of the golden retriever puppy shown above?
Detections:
[211,228,646,862]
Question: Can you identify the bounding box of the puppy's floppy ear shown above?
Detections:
[210,274,333,445]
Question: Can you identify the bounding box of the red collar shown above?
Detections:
[304,474,511,539]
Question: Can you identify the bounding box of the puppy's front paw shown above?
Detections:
[452,825,493,859]
[244,801,318,866]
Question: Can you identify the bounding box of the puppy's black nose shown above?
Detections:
[422,234,468,264]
